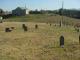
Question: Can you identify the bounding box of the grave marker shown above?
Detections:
[35,24,38,29]
[50,24,51,26]
[60,35,64,48]
[11,27,15,29]
[22,24,28,31]
[5,28,12,32]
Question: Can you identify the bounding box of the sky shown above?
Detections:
[0,0,80,11]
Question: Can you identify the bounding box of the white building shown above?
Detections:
[12,7,29,16]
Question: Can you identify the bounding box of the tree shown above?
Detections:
[0,9,4,14]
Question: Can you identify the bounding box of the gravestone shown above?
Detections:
[24,26,27,31]
[5,28,12,32]
[60,36,64,48]
[11,27,15,29]
[22,24,25,28]
[79,35,80,44]
[22,24,28,31]
[50,24,51,26]
[35,24,38,29]
[59,21,62,27]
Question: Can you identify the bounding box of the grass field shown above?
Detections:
[0,14,80,60]
[4,14,80,25]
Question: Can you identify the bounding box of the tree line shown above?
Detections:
[58,8,80,19]
[29,9,80,19]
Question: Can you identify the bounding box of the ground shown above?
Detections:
[0,14,80,60]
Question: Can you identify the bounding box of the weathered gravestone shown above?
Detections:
[59,21,62,27]
[5,28,12,32]
[60,36,64,48]
[11,27,15,29]
[50,24,51,26]
[79,35,80,44]
[22,24,28,31]
[35,24,38,29]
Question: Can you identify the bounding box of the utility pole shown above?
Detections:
[24,0,27,9]
[61,0,64,27]
[60,0,64,27]
[25,3,26,9]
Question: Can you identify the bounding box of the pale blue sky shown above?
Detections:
[0,0,80,11]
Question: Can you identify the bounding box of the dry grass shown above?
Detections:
[0,22,80,60]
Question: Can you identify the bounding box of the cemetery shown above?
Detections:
[0,15,80,60]
[0,0,80,59]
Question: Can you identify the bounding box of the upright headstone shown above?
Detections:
[60,36,64,48]
[59,21,62,27]
[24,26,27,31]
[5,28,12,32]
[22,24,28,31]
[79,35,80,44]
[22,24,26,28]
[50,24,51,26]
[35,24,38,29]
[11,27,15,29]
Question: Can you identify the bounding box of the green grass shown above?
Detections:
[0,22,80,60]
[4,14,80,25]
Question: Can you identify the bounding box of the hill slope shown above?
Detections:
[4,14,80,25]
[0,22,80,60]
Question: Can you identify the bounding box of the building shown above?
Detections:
[12,7,29,16]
